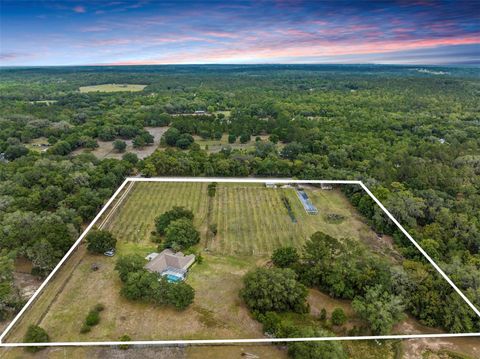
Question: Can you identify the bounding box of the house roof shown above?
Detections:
[144,249,195,274]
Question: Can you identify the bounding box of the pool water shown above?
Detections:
[166,274,183,282]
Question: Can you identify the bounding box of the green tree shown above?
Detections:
[228,134,236,144]
[113,140,127,152]
[164,218,200,250]
[272,246,299,268]
[163,128,180,146]
[122,152,138,164]
[155,207,194,235]
[115,254,146,282]
[166,281,195,310]
[239,133,250,144]
[132,135,146,148]
[241,267,307,313]
[86,229,117,254]
[352,285,405,335]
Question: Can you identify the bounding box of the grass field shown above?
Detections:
[192,134,279,153]
[209,183,383,256]
[78,84,147,93]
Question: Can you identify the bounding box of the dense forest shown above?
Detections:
[0,65,479,336]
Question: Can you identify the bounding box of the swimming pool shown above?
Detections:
[166,274,183,282]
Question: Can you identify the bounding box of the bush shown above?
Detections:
[320,308,327,321]
[272,246,299,268]
[331,308,347,326]
[207,182,217,197]
[85,309,100,326]
[24,325,49,352]
[155,206,194,235]
[86,229,117,254]
[228,134,236,143]
[241,267,308,314]
[119,334,131,350]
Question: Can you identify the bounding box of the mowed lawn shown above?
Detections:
[209,183,377,256]
[78,84,147,93]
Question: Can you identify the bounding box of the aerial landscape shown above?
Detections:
[1,1,479,358]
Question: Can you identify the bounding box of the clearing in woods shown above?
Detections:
[78,84,147,93]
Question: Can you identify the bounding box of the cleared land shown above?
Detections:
[192,134,281,153]
[73,126,168,160]
[79,84,147,93]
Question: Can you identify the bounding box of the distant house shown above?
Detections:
[321,183,333,190]
[194,110,206,115]
[265,182,277,188]
[144,249,195,281]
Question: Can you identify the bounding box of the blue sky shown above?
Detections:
[1,0,479,66]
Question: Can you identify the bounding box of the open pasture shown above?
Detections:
[78,84,147,93]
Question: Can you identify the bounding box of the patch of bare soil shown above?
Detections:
[13,272,43,299]
[396,318,480,358]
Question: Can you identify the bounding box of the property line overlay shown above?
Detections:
[1,177,479,347]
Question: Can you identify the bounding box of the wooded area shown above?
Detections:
[0,65,479,343]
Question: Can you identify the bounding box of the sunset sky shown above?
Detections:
[1,0,479,66]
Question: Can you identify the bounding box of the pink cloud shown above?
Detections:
[73,5,86,13]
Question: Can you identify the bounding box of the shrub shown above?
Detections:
[24,325,49,352]
[119,334,131,350]
[85,309,100,326]
[320,308,327,321]
[207,182,217,197]
[331,308,347,326]
[228,134,236,143]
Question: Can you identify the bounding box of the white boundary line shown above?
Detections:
[1,177,479,347]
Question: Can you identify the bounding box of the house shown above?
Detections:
[321,183,333,190]
[265,182,277,188]
[194,110,206,115]
[144,249,195,281]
